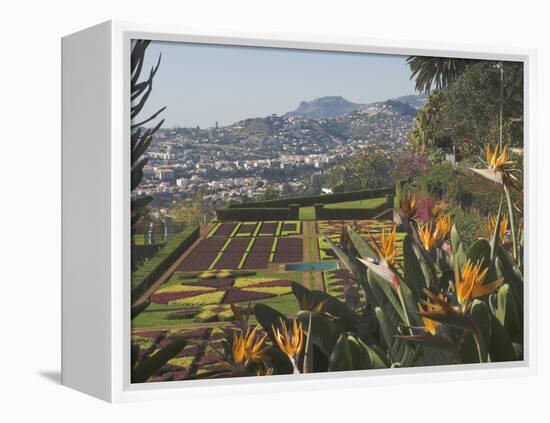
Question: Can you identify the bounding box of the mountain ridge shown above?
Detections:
[283,94,425,120]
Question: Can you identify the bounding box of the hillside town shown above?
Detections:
[135,97,420,207]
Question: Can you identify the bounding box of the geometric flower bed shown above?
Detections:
[209,222,238,238]
[148,271,294,309]
[258,222,278,236]
[177,238,226,272]
[272,237,303,263]
[242,237,274,270]
[213,238,251,269]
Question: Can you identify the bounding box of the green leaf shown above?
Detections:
[347,226,379,259]
[450,225,468,271]
[468,239,491,268]
[402,234,425,298]
[470,300,491,363]
[368,270,406,323]
[496,284,522,342]
[131,336,186,383]
[375,306,411,365]
[254,303,289,341]
[291,282,359,331]
[296,310,343,360]
[365,344,390,369]
[328,334,354,371]
[489,314,518,362]
[131,300,150,320]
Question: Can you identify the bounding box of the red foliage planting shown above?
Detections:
[150,290,211,304]
[182,278,234,289]
[178,238,226,271]
[248,279,292,288]
[184,327,211,339]
[259,222,277,236]
[223,288,274,303]
[273,238,303,263]
[212,223,237,237]
[172,370,190,381]
[176,344,201,358]
[415,194,438,224]
[198,354,224,366]
[132,330,166,339]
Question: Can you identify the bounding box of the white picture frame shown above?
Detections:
[61,20,538,403]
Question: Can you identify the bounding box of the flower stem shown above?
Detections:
[503,184,518,263]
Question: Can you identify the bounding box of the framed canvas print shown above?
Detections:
[61,21,537,402]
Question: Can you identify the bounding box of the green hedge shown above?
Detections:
[315,195,392,220]
[131,226,200,302]
[226,187,394,209]
[216,205,299,221]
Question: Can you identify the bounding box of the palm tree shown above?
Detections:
[406,56,478,93]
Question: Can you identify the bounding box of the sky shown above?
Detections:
[136,40,418,128]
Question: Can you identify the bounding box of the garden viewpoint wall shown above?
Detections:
[131,226,200,301]
[226,187,394,208]
[314,194,394,220]
[216,187,395,221]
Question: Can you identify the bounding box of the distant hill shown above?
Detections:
[285,96,364,119]
[391,94,427,109]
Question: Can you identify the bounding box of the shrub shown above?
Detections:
[416,162,456,197]
[446,170,502,216]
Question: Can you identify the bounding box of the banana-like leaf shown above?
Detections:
[468,239,491,268]
[254,303,289,342]
[296,310,343,360]
[131,300,150,320]
[489,314,518,362]
[470,300,491,363]
[495,246,524,307]
[496,284,522,342]
[328,334,354,371]
[347,226,379,260]
[291,282,359,331]
[348,336,373,370]
[265,346,294,375]
[450,225,468,271]
[402,234,425,298]
[375,306,412,365]
[365,344,390,369]
[367,269,406,323]
[131,336,187,383]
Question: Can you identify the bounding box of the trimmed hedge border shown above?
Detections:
[314,195,393,220]
[216,205,299,222]
[225,187,394,209]
[131,226,200,302]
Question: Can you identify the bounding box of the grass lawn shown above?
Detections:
[324,197,387,209]
[299,206,316,220]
